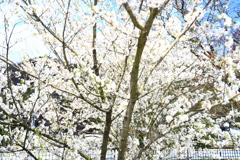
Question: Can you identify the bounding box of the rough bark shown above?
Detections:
[100,109,112,160]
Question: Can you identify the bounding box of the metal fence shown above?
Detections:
[159,148,240,159]
[0,151,59,160]
[0,149,117,160]
[1,148,240,160]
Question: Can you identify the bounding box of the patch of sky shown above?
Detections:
[0,0,239,62]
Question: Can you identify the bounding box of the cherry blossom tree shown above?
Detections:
[0,0,240,159]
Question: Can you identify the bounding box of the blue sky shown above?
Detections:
[0,24,51,62]
[0,2,51,63]
[0,0,239,63]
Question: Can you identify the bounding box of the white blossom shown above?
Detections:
[166,115,173,123]
[116,0,128,5]
[178,114,189,122]
[147,0,164,8]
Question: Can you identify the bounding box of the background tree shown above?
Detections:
[0,0,240,159]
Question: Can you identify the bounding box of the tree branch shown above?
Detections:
[143,14,200,89]
[122,3,144,30]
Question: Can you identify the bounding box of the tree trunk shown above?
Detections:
[117,31,148,160]
[117,7,160,160]
[100,109,112,160]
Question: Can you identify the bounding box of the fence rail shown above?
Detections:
[1,148,240,159]
[159,148,240,159]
